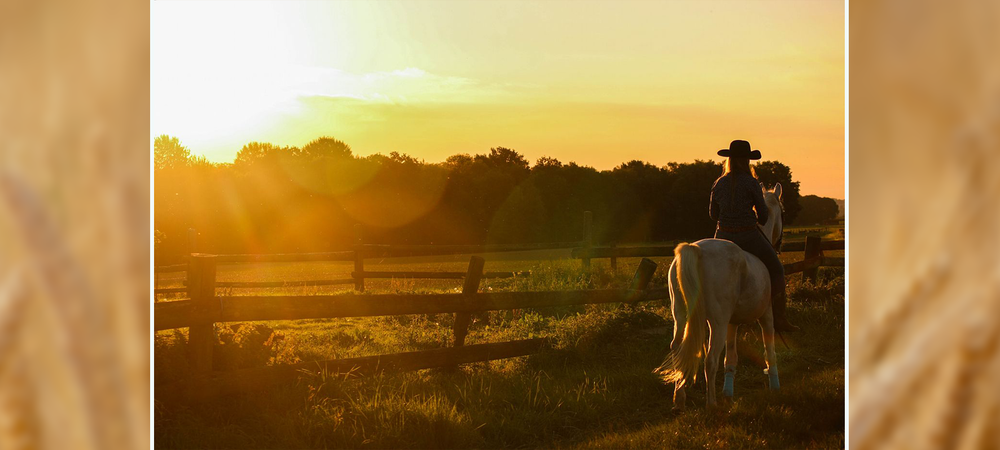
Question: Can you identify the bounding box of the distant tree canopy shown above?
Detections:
[155,134,211,171]
[796,195,840,225]
[154,135,191,170]
[153,135,808,262]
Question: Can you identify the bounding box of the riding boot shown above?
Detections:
[772,289,800,332]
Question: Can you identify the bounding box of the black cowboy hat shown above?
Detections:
[717,140,762,160]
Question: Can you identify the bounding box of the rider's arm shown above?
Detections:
[751,179,769,225]
[709,184,720,221]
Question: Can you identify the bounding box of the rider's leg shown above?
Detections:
[748,235,798,332]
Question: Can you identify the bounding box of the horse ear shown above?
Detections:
[773,183,783,199]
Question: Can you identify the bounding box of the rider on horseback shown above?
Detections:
[710,140,799,332]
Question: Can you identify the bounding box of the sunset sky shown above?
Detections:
[152,0,844,198]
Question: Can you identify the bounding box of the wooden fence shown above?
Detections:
[155,213,844,296]
[154,225,843,403]
[155,255,663,403]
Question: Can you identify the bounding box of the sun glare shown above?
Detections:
[152,2,357,152]
[152,0,844,198]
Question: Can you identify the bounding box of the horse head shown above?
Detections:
[760,183,784,252]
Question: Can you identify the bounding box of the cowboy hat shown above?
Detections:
[717,140,762,160]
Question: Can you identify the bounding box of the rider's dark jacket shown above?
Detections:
[709,172,769,229]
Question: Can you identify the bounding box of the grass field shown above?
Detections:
[782,225,844,242]
[154,253,844,449]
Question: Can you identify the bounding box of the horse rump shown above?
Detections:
[655,242,707,387]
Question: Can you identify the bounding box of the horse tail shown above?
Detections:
[656,242,707,386]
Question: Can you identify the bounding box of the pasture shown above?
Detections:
[154,253,844,449]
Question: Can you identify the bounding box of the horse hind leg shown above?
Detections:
[760,312,780,390]
[670,284,688,410]
[705,319,727,408]
[669,283,686,352]
[723,323,739,398]
[672,379,687,411]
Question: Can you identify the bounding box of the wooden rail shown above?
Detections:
[572,238,845,259]
[154,255,660,403]
[155,218,844,298]
[155,288,670,331]
[155,224,844,403]
[779,238,845,252]
[158,338,546,403]
[572,246,676,259]
[153,287,188,295]
[358,241,582,258]
[215,279,355,288]
[352,270,528,280]
[782,257,822,275]
[216,251,355,263]
[155,263,187,273]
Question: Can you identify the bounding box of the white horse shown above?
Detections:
[656,183,785,409]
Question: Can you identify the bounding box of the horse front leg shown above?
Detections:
[759,313,780,390]
[705,319,727,408]
[723,323,739,398]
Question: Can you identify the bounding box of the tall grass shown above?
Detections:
[155,259,844,448]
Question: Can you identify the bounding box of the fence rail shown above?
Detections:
[217,251,355,263]
[155,254,660,403]
[157,338,546,403]
[154,217,844,297]
[352,270,529,280]
[155,288,669,332]
[214,279,356,288]
[153,287,188,295]
[155,263,187,273]
[155,228,845,403]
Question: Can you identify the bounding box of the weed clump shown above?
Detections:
[552,306,668,353]
[788,275,845,304]
[214,323,300,370]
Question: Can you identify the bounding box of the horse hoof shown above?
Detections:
[768,373,780,390]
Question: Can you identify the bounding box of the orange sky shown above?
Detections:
[152,0,844,198]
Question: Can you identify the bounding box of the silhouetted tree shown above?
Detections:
[154,135,191,170]
[152,136,812,263]
[234,142,280,167]
[301,137,352,160]
[665,160,722,239]
[534,156,563,170]
[796,195,840,225]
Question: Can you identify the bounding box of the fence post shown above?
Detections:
[625,258,657,306]
[187,227,197,256]
[610,241,618,275]
[354,224,365,292]
[187,254,218,375]
[453,256,485,348]
[582,211,593,270]
[803,236,821,284]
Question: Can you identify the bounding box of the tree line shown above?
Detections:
[154,135,821,263]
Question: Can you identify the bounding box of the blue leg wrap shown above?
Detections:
[722,372,735,397]
[768,370,780,390]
